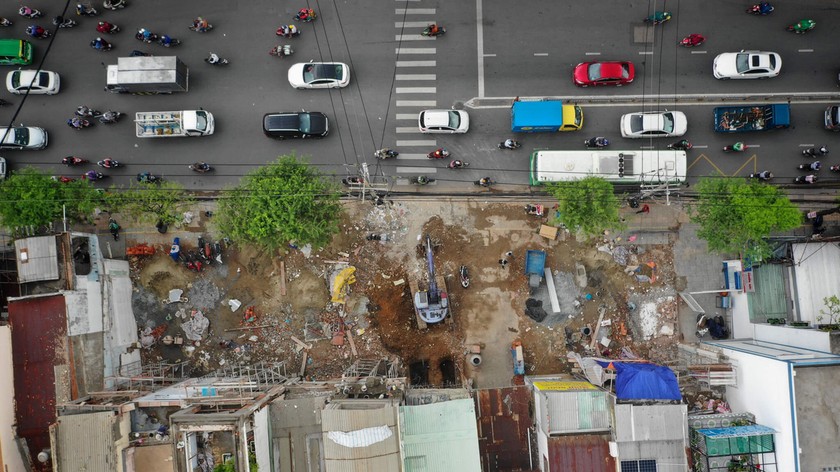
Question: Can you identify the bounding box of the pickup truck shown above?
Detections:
[135,110,214,138]
[713,103,790,132]
[511,100,583,132]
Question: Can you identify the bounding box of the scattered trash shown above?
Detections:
[182,310,210,341]
[228,299,242,312]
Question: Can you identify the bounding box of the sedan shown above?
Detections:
[573,61,634,87]
[418,109,469,134]
[620,111,687,138]
[0,126,48,149]
[6,70,60,95]
[713,51,781,80]
[287,62,350,89]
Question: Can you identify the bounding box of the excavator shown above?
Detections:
[409,235,449,329]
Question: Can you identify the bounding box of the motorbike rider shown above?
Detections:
[504,138,516,149]
[62,156,82,165]
[138,28,152,41]
[97,21,114,33]
[100,158,117,168]
[427,24,441,35]
[159,34,173,46]
[753,171,774,180]
[807,161,822,171]
[137,172,157,183]
[68,117,86,129]
[587,136,609,147]
[19,6,37,17]
[732,142,745,152]
[100,110,118,122]
[449,160,465,168]
[192,162,211,172]
[297,8,315,20]
[83,170,101,181]
[430,148,447,158]
[758,1,773,13]
[92,37,109,50]
[108,218,120,240]
[478,177,493,187]
[207,53,220,64]
[193,17,209,31]
[26,25,45,37]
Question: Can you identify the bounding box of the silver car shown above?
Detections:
[0,127,48,150]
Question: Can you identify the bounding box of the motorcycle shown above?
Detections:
[76,4,98,16]
[749,171,774,181]
[19,7,43,19]
[787,19,815,33]
[52,16,77,28]
[189,18,213,32]
[67,117,92,130]
[679,34,705,47]
[76,105,102,118]
[421,24,445,36]
[427,148,450,159]
[276,25,301,38]
[696,314,729,340]
[342,176,364,186]
[475,177,495,187]
[83,170,105,181]
[62,156,88,166]
[0,18,13,26]
[374,148,398,159]
[108,218,120,241]
[498,139,521,150]
[747,2,774,15]
[585,136,609,148]
[96,21,119,34]
[97,159,120,168]
[205,53,229,65]
[794,175,818,184]
[447,160,469,169]
[525,204,545,216]
[723,143,747,152]
[667,139,693,151]
[294,8,317,22]
[803,146,828,157]
[269,44,294,58]
[643,11,671,25]
[135,29,159,43]
[90,38,112,51]
[831,165,840,173]
[459,265,470,288]
[137,172,161,183]
[56,176,76,183]
[103,0,127,10]
[189,163,212,173]
[26,25,51,39]
[158,36,181,48]
[98,111,122,124]
[410,175,435,185]
[798,162,821,172]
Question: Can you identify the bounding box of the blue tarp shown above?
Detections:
[595,361,681,401]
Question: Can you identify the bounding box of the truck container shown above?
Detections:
[511,100,583,132]
[135,110,214,137]
[713,103,790,132]
[106,56,188,94]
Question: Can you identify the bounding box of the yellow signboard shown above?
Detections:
[533,380,596,391]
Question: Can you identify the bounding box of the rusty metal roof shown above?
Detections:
[547,434,615,472]
[9,293,71,472]
[475,386,536,472]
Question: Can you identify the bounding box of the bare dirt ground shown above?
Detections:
[131,200,680,387]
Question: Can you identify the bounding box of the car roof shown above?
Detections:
[422,110,453,127]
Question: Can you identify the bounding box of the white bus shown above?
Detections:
[529,149,687,186]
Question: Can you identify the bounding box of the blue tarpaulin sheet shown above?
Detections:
[595,361,681,400]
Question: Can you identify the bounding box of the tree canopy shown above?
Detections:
[546,177,623,237]
[215,155,342,251]
[689,178,801,260]
[0,167,101,233]
[104,180,194,227]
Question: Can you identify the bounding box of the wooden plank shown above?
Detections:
[290,335,312,350]
[590,305,607,349]
[224,324,278,332]
[299,351,308,377]
[346,330,358,357]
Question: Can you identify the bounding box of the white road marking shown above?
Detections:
[396,127,421,133]
[639,51,653,55]
[693,145,708,149]
[397,140,437,146]
[396,154,430,160]
[691,50,707,54]
[396,21,434,27]
[397,100,436,107]
[484,53,496,57]
[396,48,436,54]
[397,167,438,173]
[396,74,436,81]
[534,53,548,56]
[799,144,815,147]
[585,52,601,56]
[396,60,436,67]
[476,0,485,97]
[798,49,814,53]
[395,8,436,14]
[396,34,435,41]
[396,87,436,94]
[396,114,416,120]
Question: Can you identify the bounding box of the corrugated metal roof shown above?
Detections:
[547,434,615,472]
[792,242,840,323]
[55,411,118,471]
[15,235,59,283]
[614,404,686,442]
[542,389,611,434]
[475,387,535,471]
[322,401,400,472]
[400,398,481,472]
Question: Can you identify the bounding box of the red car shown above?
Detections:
[573,61,635,87]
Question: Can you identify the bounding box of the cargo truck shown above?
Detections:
[511,99,583,132]
[713,103,790,132]
[135,110,214,138]
[106,56,189,94]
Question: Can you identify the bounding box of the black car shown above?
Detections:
[263,111,329,139]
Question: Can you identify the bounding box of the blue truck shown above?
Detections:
[511,100,583,132]
[525,249,547,291]
[713,103,790,133]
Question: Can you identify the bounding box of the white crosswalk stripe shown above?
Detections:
[396,74,436,80]
[396,127,421,133]
[395,34,435,41]
[395,8,436,14]
[397,140,436,146]
[395,48,436,54]
[396,154,429,160]
[397,167,438,173]
[395,114,416,120]
[396,100,436,107]
[395,21,433,27]
[396,61,436,67]
[396,87,436,94]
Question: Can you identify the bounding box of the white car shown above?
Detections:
[287,62,350,89]
[620,111,687,138]
[0,126,48,150]
[713,51,781,80]
[418,109,470,134]
[6,70,60,95]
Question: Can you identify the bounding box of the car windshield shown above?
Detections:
[299,113,311,133]
[0,128,27,146]
[619,64,630,78]
[662,113,674,133]
[10,72,21,88]
[304,64,342,83]
[195,111,207,129]
[588,64,602,80]
[447,111,461,129]
[735,54,751,73]
[630,115,644,132]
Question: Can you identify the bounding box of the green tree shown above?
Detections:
[105,180,195,228]
[546,177,623,237]
[0,167,100,233]
[689,178,801,260]
[216,155,341,251]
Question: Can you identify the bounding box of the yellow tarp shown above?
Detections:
[331,266,357,304]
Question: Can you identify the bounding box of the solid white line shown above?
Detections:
[396,48,436,54]
[691,50,707,54]
[798,49,814,53]
[639,51,653,55]
[693,145,708,149]
[484,53,496,57]
[640,145,655,149]
[396,34,435,41]
[800,144,815,147]
[534,53,549,56]
[397,167,438,173]
[396,100,436,107]
[395,21,431,27]
[585,52,601,56]
[749,145,761,148]
[396,114,416,120]
[396,74,436,81]
[396,154,429,160]
[476,0,485,98]
[396,87,436,93]
[395,8,436,14]
[396,60,436,67]
[397,140,437,146]
[396,127,422,133]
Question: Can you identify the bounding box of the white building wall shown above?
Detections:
[753,324,833,352]
[253,406,271,472]
[721,348,797,471]
[0,326,27,472]
[536,428,549,472]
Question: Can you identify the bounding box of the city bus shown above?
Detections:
[529,149,687,186]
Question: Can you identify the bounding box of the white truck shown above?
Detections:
[106,56,188,94]
[135,110,215,138]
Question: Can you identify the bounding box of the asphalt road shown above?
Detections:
[1,0,839,190]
